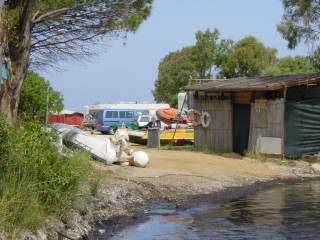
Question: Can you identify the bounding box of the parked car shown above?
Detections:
[130,115,157,127]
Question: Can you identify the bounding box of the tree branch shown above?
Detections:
[32,7,73,24]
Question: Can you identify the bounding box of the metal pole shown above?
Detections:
[169,93,188,149]
[45,86,49,126]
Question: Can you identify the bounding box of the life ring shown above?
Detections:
[192,110,202,127]
[200,112,211,128]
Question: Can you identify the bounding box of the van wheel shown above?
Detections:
[101,131,107,135]
[108,127,115,135]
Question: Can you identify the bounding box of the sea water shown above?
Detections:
[110,181,320,240]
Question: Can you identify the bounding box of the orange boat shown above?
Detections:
[156,108,190,125]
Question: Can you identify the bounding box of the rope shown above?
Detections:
[170,93,188,149]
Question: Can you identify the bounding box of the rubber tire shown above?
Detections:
[108,127,115,135]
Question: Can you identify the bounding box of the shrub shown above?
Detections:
[0,114,95,236]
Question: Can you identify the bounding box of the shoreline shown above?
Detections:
[86,176,320,240]
[28,146,320,240]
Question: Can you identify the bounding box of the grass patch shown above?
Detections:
[89,179,100,197]
[278,159,297,167]
[162,143,196,151]
[243,150,298,166]
[243,150,269,161]
[0,114,99,237]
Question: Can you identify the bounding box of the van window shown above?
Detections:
[106,111,118,118]
[120,111,135,118]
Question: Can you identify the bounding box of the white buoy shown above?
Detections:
[130,151,149,168]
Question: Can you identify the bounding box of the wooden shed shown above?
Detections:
[182,73,320,158]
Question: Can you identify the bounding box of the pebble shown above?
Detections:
[98,229,106,234]
[311,163,320,173]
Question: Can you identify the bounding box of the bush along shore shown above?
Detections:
[1,116,320,239]
[0,115,99,239]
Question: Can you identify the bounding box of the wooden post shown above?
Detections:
[282,87,287,159]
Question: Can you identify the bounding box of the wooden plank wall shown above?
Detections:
[248,98,285,151]
[234,91,252,104]
[194,99,233,152]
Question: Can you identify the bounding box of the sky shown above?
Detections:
[40,0,311,113]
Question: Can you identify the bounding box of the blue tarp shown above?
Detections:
[2,64,8,80]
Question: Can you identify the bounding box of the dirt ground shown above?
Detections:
[130,145,288,179]
[33,133,320,240]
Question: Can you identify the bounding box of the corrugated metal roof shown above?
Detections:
[182,73,320,92]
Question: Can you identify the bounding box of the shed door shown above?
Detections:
[233,104,251,154]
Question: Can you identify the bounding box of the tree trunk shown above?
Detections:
[0,0,34,122]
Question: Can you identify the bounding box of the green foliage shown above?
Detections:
[309,48,320,70]
[18,70,64,123]
[243,150,268,161]
[277,0,320,50]
[262,56,318,76]
[153,28,223,103]
[153,32,280,103]
[218,36,277,78]
[0,114,96,236]
[153,47,195,103]
[90,179,100,197]
[215,39,234,72]
[3,0,153,69]
[34,0,75,10]
[192,28,220,78]
[169,93,179,109]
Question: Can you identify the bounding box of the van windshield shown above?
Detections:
[140,116,150,122]
[131,116,139,122]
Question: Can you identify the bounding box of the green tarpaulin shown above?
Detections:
[285,100,320,158]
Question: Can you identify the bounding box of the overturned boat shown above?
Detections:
[50,123,149,167]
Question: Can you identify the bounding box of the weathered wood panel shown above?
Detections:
[234,91,253,104]
[194,99,233,152]
[248,98,285,152]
